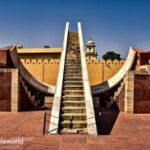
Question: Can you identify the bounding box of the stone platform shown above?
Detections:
[0,111,149,149]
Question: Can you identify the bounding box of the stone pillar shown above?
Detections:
[124,71,134,113]
[11,69,19,112]
[146,65,150,73]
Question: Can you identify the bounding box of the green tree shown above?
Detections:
[102,51,121,60]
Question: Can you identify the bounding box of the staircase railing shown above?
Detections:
[78,22,98,135]
[43,111,51,135]
[43,111,47,135]
[48,22,70,134]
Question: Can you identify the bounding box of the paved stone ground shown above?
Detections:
[0,111,149,150]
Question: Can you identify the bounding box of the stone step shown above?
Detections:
[65,68,81,71]
[64,72,82,75]
[64,74,82,78]
[65,65,81,68]
[67,52,79,55]
[62,101,85,107]
[67,50,79,52]
[60,120,87,128]
[69,46,80,50]
[65,57,80,59]
[67,51,80,55]
[68,36,78,39]
[68,39,78,41]
[68,45,79,48]
[65,62,81,66]
[64,75,82,79]
[64,77,82,81]
[67,48,79,51]
[65,62,81,65]
[65,64,81,67]
[65,61,81,64]
[68,40,79,43]
[66,58,80,60]
[67,47,79,50]
[67,49,79,51]
[62,95,85,101]
[64,70,82,74]
[68,38,78,40]
[65,66,81,71]
[66,55,80,58]
[68,40,79,42]
[64,77,83,82]
[66,57,80,60]
[61,107,86,113]
[63,81,83,85]
[68,43,76,46]
[65,59,80,63]
[63,85,83,90]
[67,51,79,53]
[63,90,84,95]
[66,51,79,54]
[66,56,80,58]
[66,58,80,61]
[60,128,87,134]
[65,66,81,69]
[61,113,86,120]
[65,60,81,63]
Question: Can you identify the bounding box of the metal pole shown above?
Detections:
[43,111,46,135]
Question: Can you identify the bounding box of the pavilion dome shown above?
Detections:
[87,39,96,47]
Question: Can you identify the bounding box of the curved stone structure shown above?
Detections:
[92,47,137,95]
[7,45,136,96]
[9,46,55,95]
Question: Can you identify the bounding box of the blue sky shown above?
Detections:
[0,0,150,58]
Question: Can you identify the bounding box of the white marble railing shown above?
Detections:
[48,22,70,134]
[78,22,98,135]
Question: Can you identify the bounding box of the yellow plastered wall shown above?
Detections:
[21,59,59,85]
[21,58,125,86]
[103,59,125,82]
[87,59,102,85]
[87,59,125,85]
[44,59,59,85]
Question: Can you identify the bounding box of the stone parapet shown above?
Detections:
[124,71,134,113]
[11,69,19,112]
[0,68,19,112]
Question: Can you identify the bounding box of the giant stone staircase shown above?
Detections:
[49,23,97,135]
[59,32,87,133]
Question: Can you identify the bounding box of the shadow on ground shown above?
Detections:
[96,105,120,135]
